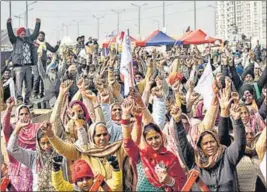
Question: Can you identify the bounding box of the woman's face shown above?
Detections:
[76,177,93,192]
[245,74,253,83]
[200,134,218,156]
[243,90,253,105]
[39,136,52,152]
[18,107,30,121]
[111,104,122,121]
[93,125,110,148]
[181,117,190,133]
[71,104,85,120]
[155,76,163,87]
[240,106,249,124]
[145,129,163,151]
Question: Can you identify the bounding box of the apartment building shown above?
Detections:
[216,1,266,45]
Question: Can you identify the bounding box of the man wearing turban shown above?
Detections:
[6,17,41,105]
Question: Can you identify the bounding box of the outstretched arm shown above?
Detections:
[29,18,41,40]
[6,18,16,44]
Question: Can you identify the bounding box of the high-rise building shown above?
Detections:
[216,1,266,45]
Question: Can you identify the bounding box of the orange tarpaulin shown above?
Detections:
[180,29,221,45]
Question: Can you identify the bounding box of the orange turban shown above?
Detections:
[168,72,183,85]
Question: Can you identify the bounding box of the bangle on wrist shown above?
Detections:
[121,119,131,125]
[166,177,175,187]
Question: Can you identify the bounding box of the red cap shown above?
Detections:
[72,160,94,183]
[168,72,183,85]
[17,27,26,36]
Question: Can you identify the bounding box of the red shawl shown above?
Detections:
[139,144,187,191]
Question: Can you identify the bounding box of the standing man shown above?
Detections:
[32,31,60,99]
[6,17,41,105]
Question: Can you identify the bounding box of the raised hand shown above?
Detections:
[59,80,73,96]
[170,104,182,122]
[133,89,145,108]
[14,117,30,135]
[82,89,98,104]
[77,78,85,91]
[6,97,15,110]
[151,86,164,98]
[218,88,234,117]
[230,103,241,120]
[212,80,219,96]
[121,99,134,118]
[40,121,54,138]
[100,89,110,104]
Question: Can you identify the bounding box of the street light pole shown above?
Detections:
[26,1,37,28]
[111,9,126,35]
[208,5,216,36]
[9,1,11,18]
[73,20,83,37]
[93,15,104,40]
[131,3,147,40]
[163,1,165,29]
[194,1,196,30]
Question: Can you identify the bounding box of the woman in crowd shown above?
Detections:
[7,121,58,191]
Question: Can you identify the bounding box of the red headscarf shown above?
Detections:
[17,27,26,36]
[168,72,183,85]
[140,124,187,191]
[72,160,94,183]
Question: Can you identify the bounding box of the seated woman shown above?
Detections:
[121,99,187,191]
[7,121,58,191]
[171,102,246,191]
[52,157,122,191]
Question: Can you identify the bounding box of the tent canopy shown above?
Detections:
[180,29,221,45]
[144,30,178,46]
[102,32,138,48]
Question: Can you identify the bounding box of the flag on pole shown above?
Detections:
[194,60,214,110]
[120,29,134,96]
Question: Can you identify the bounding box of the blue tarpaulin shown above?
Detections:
[145,30,180,46]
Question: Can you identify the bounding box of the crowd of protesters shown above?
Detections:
[1,17,267,192]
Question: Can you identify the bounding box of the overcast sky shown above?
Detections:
[1,1,216,44]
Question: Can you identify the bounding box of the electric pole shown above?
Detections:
[194,1,196,30]
[73,20,83,37]
[93,15,104,40]
[111,9,126,35]
[163,1,165,29]
[131,3,147,40]
[233,1,237,34]
[25,1,37,28]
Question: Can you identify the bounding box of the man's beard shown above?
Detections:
[49,72,57,81]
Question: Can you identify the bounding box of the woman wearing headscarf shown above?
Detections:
[7,121,58,191]
[217,90,266,191]
[121,99,186,191]
[41,118,129,191]
[172,100,246,191]
[2,97,40,191]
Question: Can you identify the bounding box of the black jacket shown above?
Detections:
[7,21,40,67]
[175,119,246,191]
